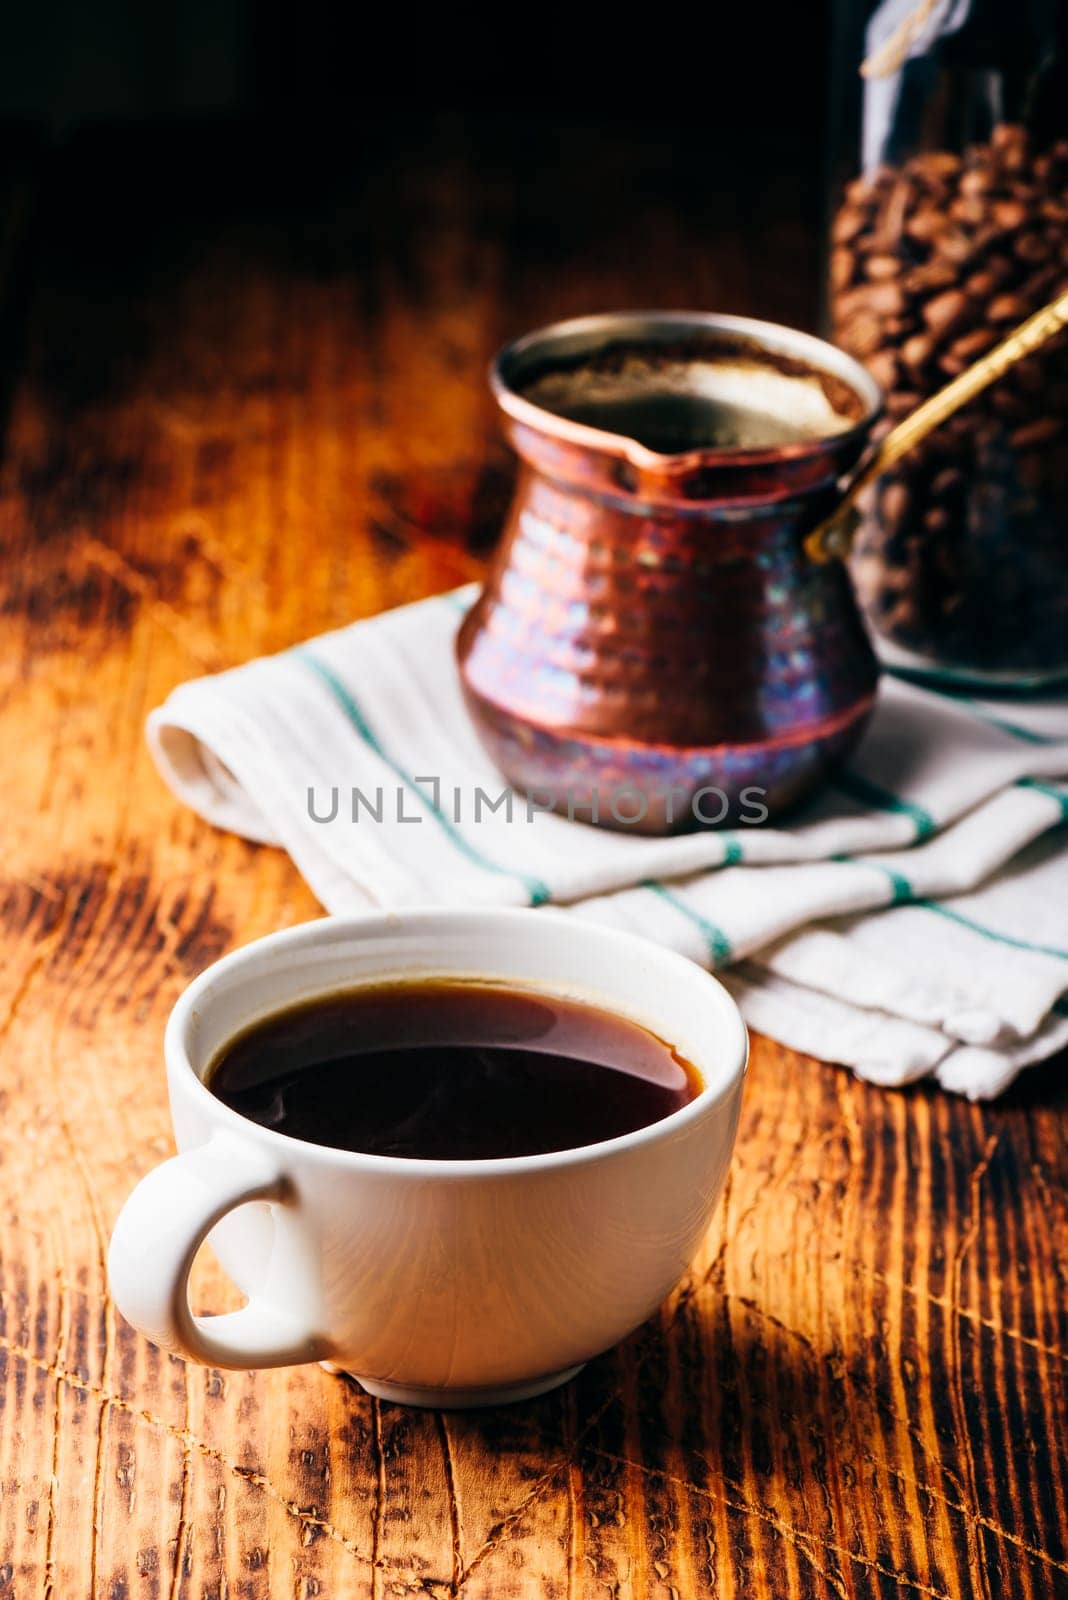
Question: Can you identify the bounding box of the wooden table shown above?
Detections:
[1,113,1066,1599]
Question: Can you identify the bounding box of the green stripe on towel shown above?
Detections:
[642,881,733,967]
[651,851,1068,974]
[844,855,1068,957]
[970,708,1058,746]
[296,648,552,906]
[919,684,1060,746]
[853,859,914,904]
[917,901,1068,963]
[832,770,937,840]
[1015,777,1068,820]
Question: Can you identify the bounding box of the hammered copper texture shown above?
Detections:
[458,317,882,833]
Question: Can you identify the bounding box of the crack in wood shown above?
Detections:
[878,1458,1068,1580]
[370,1397,386,1599]
[728,1291,969,1503]
[39,875,129,1600]
[0,1333,443,1592]
[166,1383,192,1600]
[436,1412,463,1593]
[456,1386,625,1590]
[40,1216,68,1600]
[585,1445,954,1600]
[859,1263,1068,1365]
[455,1270,1068,1594]
[946,1129,1001,1600]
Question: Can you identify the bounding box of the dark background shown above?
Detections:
[2,4,831,131]
[0,3,838,450]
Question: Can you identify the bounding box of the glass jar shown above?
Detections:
[827,0,1068,688]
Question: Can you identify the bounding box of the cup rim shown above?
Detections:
[165,907,749,1178]
[491,308,883,473]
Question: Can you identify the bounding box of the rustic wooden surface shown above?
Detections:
[0,114,1066,1599]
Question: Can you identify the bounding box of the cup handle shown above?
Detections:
[108,1134,325,1369]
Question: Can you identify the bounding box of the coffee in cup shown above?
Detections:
[108,909,746,1408]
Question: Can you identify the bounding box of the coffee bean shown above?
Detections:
[924,506,952,534]
[832,208,865,245]
[834,284,873,322]
[935,228,977,264]
[949,326,998,362]
[867,281,907,316]
[830,248,854,291]
[960,168,993,198]
[988,292,1029,322]
[843,176,879,207]
[922,289,970,341]
[950,196,987,227]
[1024,264,1061,300]
[1010,417,1062,449]
[873,186,911,248]
[906,210,943,246]
[964,266,1008,299]
[931,467,964,500]
[843,314,884,357]
[1015,231,1050,263]
[990,387,1026,418]
[942,414,975,443]
[885,388,923,419]
[880,481,911,526]
[866,349,900,391]
[898,331,932,375]
[991,123,1028,152]
[907,260,960,294]
[919,151,963,180]
[991,197,1028,230]
[982,254,1018,287]
[865,254,900,281]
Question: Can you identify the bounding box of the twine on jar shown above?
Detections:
[861,0,943,80]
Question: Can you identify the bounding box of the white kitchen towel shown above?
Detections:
[147,585,1068,1098]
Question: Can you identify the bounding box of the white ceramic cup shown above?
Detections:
[107,908,747,1407]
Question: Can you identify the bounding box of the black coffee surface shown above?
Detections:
[557,393,815,452]
[206,980,701,1160]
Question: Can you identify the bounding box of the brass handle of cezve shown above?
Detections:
[805,286,1068,564]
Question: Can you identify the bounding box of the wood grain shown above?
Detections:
[0,114,1065,1598]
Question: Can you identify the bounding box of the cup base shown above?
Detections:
[319,1360,585,1408]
